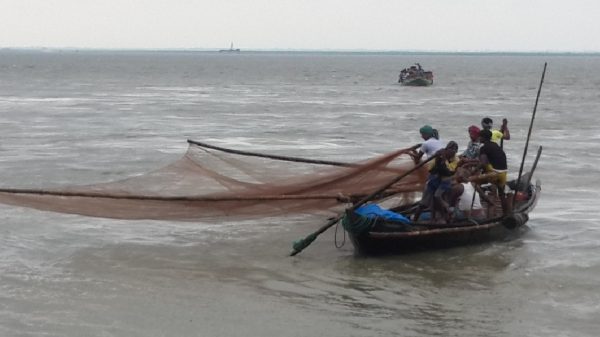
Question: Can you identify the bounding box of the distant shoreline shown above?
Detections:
[1,47,599,56]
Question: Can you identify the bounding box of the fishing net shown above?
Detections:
[0,142,428,221]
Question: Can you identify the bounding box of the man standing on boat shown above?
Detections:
[413,141,459,223]
[481,117,510,146]
[411,125,444,163]
[479,129,510,215]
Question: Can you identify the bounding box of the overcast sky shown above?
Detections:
[1,0,599,52]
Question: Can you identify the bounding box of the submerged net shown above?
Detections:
[0,142,428,221]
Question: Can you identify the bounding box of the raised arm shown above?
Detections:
[501,118,510,140]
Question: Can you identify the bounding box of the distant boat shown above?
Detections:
[219,42,240,53]
[398,63,433,86]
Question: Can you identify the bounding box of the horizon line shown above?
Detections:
[2,46,600,55]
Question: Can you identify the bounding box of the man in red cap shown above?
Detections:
[461,125,482,160]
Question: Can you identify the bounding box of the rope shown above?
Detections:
[334,221,346,248]
[341,212,377,236]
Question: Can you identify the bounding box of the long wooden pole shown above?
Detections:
[0,188,418,202]
[188,139,355,167]
[289,152,437,256]
[513,63,547,208]
[189,139,422,168]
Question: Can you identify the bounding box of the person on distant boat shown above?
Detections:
[415,63,424,76]
[410,125,444,163]
[413,141,460,223]
[478,129,510,215]
[399,69,408,83]
[481,117,510,146]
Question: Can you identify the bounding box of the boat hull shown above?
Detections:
[345,180,541,255]
[401,78,433,86]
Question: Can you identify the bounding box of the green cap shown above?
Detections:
[419,125,434,136]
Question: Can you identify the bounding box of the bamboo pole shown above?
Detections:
[189,139,421,168]
[0,188,414,202]
[524,146,543,188]
[188,139,355,167]
[513,63,547,208]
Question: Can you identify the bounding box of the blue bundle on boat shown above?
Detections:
[354,204,411,224]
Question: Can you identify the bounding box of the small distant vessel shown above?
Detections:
[219,42,240,53]
[398,63,434,86]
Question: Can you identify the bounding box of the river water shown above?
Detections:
[1,50,599,336]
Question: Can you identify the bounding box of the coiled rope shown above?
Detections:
[341,212,377,236]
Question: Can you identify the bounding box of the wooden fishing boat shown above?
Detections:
[398,63,434,86]
[342,179,541,255]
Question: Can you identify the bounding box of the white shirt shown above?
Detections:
[457,183,482,211]
[420,138,445,159]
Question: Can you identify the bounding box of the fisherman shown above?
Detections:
[457,125,483,174]
[449,168,496,220]
[416,63,424,76]
[410,125,444,163]
[413,141,459,223]
[479,129,510,215]
[481,117,510,145]
[460,125,482,160]
[399,69,407,83]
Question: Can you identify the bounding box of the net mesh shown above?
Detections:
[0,143,427,221]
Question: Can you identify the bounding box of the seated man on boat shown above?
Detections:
[478,129,510,215]
[413,141,459,223]
[481,117,510,145]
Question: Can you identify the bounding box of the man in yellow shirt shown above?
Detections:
[413,141,459,223]
[481,117,510,146]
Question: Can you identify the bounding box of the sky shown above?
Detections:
[1,0,599,52]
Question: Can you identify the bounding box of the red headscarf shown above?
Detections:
[468,125,480,138]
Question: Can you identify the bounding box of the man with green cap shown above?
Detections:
[411,125,444,163]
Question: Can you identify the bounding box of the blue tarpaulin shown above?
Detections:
[354,204,411,224]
